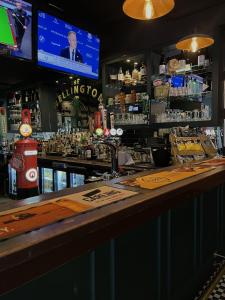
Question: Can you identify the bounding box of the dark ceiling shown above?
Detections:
[38,0,225,57]
[46,0,225,29]
[1,0,225,89]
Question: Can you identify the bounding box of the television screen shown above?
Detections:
[0,0,32,60]
[37,11,100,80]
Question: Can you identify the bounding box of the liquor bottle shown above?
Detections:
[124,70,132,85]
[159,56,166,75]
[185,57,192,72]
[102,108,108,130]
[110,112,115,129]
[118,67,124,81]
[35,96,42,130]
[25,91,29,103]
[140,63,147,80]
[192,79,198,95]
[14,91,21,105]
[204,49,210,67]
[132,64,139,81]
[31,89,35,102]
[178,52,186,72]
[187,77,192,95]
[86,143,92,160]
[125,70,131,80]
[198,52,205,67]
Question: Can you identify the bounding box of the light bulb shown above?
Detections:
[191,37,198,53]
[144,0,154,20]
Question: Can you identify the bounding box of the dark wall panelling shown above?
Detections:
[114,218,160,300]
[38,84,58,132]
[166,200,196,300]
[1,183,225,300]
[94,243,112,300]
[200,188,220,264]
[0,251,92,300]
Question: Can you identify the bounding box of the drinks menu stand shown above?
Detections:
[170,134,217,164]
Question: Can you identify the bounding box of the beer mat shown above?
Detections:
[120,167,213,190]
[55,199,93,212]
[200,158,225,167]
[52,186,138,208]
[0,186,137,241]
[0,203,76,241]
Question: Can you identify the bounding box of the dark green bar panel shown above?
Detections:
[1,184,224,300]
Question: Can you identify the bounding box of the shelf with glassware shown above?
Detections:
[7,89,42,133]
[103,53,147,89]
[102,44,218,129]
[102,53,151,127]
[149,44,214,127]
[107,96,150,126]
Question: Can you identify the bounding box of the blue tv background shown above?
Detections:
[37,11,100,79]
[0,0,32,60]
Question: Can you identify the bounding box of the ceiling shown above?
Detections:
[43,0,225,36]
[43,0,225,29]
[31,0,225,56]
[1,0,225,89]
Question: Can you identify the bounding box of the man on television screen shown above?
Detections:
[60,31,83,63]
[12,0,29,51]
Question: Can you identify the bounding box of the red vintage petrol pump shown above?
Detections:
[9,109,39,199]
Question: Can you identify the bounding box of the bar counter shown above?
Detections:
[1,162,225,300]
[37,155,152,171]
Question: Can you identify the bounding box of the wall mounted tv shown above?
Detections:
[37,11,100,80]
[0,0,32,60]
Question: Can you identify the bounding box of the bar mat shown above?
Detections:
[120,166,213,190]
[0,186,137,241]
[53,186,137,208]
[0,203,76,240]
[200,158,225,167]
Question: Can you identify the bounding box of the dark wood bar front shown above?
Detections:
[0,163,225,300]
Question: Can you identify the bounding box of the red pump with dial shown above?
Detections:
[9,109,39,199]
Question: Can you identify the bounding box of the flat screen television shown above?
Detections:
[37,11,100,80]
[0,0,32,60]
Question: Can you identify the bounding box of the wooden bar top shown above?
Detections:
[1,162,225,294]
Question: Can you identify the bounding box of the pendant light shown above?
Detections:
[176,34,214,53]
[122,0,175,20]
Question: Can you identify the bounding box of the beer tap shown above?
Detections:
[93,137,119,177]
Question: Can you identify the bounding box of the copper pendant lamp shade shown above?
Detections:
[123,0,175,20]
[176,34,214,52]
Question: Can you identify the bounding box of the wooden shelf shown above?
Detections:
[114,124,150,130]
[150,121,213,128]
[102,48,218,130]
[114,120,214,130]
[152,65,212,79]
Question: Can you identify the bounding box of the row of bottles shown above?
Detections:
[108,91,149,107]
[159,52,211,75]
[0,107,8,154]
[110,63,147,86]
[169,76,211,97]
[154,75,211,100]
[39,130,113,161]
[8,89,42,131]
